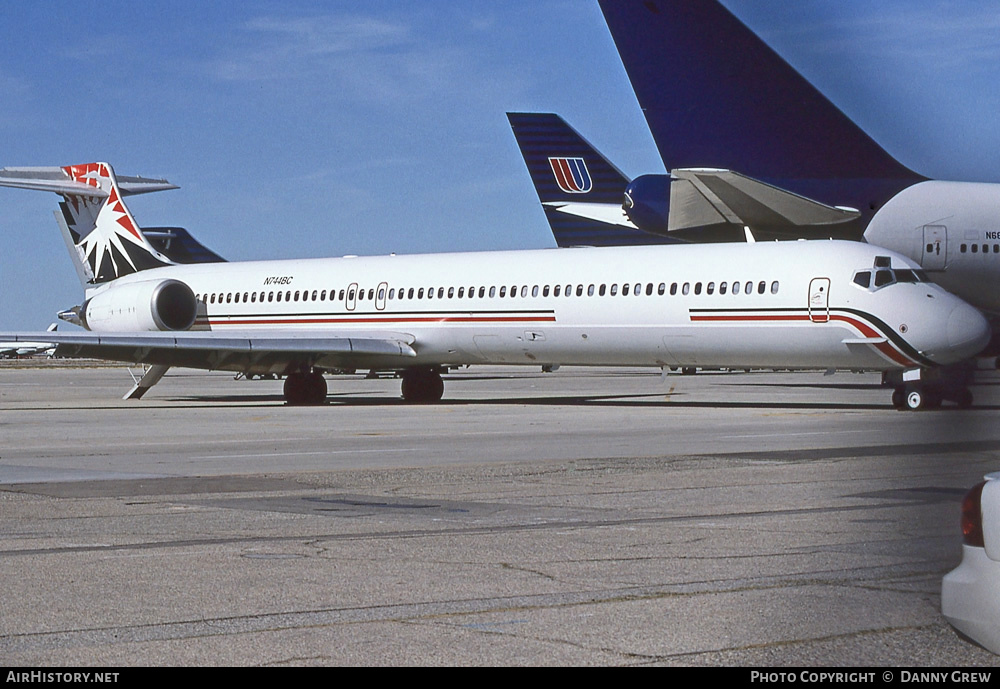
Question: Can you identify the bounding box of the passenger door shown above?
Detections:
[808,278,830,323]
[922,225,947,271]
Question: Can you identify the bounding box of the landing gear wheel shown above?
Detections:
[302,371,327,405]
[283,372,305,405]
[905,388,925,411]
[283,370,327,405]
[401,368,444,403]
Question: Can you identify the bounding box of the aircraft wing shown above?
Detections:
[0,330,417,371]
[668,169,861,232]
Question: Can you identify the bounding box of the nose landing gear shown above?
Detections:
[885,364,975,411]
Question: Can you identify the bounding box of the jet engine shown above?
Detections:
[623,174,671,235]
[82,278,197,332]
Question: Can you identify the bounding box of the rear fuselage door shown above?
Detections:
[808,277,830,323]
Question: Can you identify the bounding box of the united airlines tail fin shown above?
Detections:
[507,112,675,247]
[0,163,223,286]
[597,0,924,213]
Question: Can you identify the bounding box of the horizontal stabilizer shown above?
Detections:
[542,202,638,229]
[0,166,178,197]
[668,169,861,232]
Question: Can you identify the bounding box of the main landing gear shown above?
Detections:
[283,368,327,406]
[400,367,444,403]
[884,365,974,411]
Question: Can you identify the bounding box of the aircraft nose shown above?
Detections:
[945,302,991,361]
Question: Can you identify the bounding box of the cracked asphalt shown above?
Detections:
[1,365,999,665]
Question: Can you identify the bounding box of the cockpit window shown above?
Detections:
[855,266,927,291]
[874,269,895,287]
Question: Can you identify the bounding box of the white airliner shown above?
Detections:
[0,324,57,358]
[0,163,989,408]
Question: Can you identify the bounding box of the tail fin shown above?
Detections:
[508,112,675,247]
[598,0,924,208]
[0,163,222,285]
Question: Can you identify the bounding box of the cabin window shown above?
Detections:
[745,281,753,295]
[770,281,779,294]
[378,287,385,301]
[973,244,979,253]
[553,285,561,297]
[285,291,291,301]
[521,285,528,298]
[732,281,740,295]
[588,284,595,297]
[226,293,232,303]
[312,290,318,301]
[251,292,257,303]
[610,284,617,296]
[417,288,424,299]
[658,283,666,296]
[622,283,630,296]
[682,282,690,295]
[670,282,677,296]
[633,283,641,296]
[543,285,550,297]
[532,285,539,297]
[448,287,454,298]
[719,282,727,295]
[478,287,485,298]
[577,284,584,297]
[961,244,967,253]
[276,292,282,302]
[498,286,506,298]
[645,283,653,296]
[436,287,443,299]
[706,282,715,295]
[757,281,766,294]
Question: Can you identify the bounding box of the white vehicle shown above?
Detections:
[942,473,1000,654]
[0,162,989,406]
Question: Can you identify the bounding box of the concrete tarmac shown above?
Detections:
[1,364,1000,666]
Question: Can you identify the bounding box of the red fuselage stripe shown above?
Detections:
[688,312,915,367]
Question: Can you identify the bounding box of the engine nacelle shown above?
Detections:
[623,174,671,235]
[83,278,197,332]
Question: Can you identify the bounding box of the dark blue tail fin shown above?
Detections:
[598,0,924,214]
[507,112,675,247]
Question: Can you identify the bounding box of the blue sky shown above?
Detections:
[2,1,1000,329]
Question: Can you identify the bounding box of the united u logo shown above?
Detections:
[548,157,592,193]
